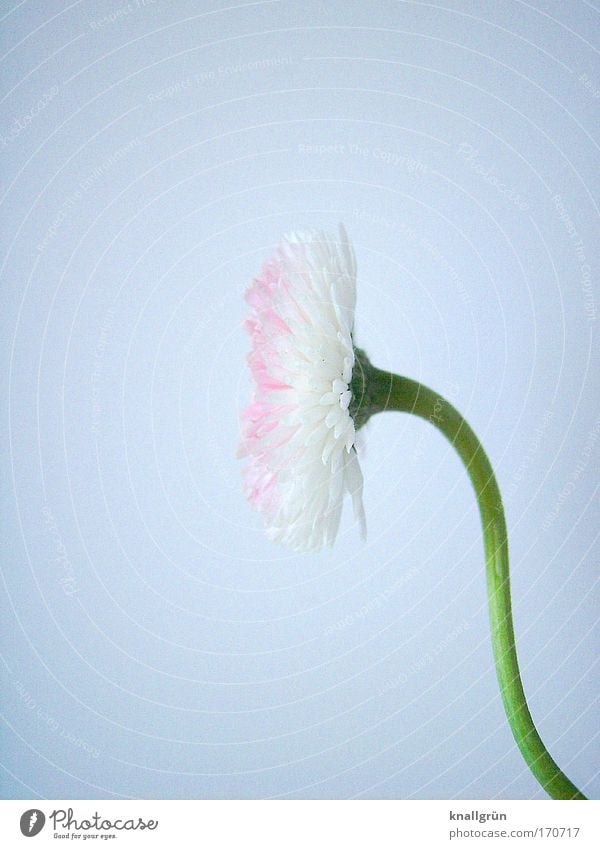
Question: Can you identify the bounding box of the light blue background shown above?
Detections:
[1,0,598,799]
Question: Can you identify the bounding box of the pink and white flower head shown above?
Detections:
[239,225,367,552]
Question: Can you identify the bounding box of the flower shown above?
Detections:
[239,225,366,552]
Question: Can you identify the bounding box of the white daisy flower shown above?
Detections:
[236,225,587,803]
[239,225,366,552]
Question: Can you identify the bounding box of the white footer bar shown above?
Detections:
[1,799,598,848]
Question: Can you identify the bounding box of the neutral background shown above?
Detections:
[1,0,598,800]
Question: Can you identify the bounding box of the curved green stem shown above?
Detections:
[351,353,585,799]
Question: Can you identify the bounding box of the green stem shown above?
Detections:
[352,354,585,799]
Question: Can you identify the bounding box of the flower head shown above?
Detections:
[239,225,366,552]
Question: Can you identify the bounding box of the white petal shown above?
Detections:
[344,450,367,541]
